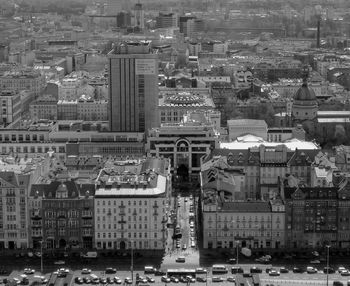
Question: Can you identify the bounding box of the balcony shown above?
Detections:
[153,212,159,216]
[82,232,93,237]
[118,220,126,224]
[119,212,126,216]
[31,214,42,220]
[82,223,93,228]
[119,205,125,209]
[31,233,43,238]
[32,223,42,228]
[153,205,159,209]
[57,213,66,219]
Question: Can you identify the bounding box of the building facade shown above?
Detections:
[94,158,171,250]
[30,181,95,250]
[146,114,219,179]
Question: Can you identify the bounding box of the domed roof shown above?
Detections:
[57,183,68,192]
[293,82,317,101]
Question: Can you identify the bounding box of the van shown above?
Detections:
[212,265,228,274]
[82,251,98,259]
[144,266,155,274]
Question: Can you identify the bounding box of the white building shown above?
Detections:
[227,119,268,141]
[94,157,171,250]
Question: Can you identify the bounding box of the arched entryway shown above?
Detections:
[59,239,66,248]
[177,164,189,181]
[120,241,126,250]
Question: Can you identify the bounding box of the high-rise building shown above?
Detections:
[108,41,159,133]
[133,3,144,30]
[156,12,178,29]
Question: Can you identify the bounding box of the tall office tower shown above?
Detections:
[108,41,159,133]
[133,3,145,30]
[105,0,122,15]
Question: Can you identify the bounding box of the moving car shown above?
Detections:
[196,277,207,283]
[231,266,244,274]
[307,267,318,274]
[269,270,280,276]
[227,277,236,282]
[82,269,91,274]
[195,268,207,274]
[105,268,117,274]
[24,269,35,275]
[54,260,65,265]
[176,256,185,263]
[280,267,289,274]
[250,267,262,273]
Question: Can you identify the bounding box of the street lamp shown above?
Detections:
[326,245,330,286]
[235,240,240,265]
[39,240,43,274]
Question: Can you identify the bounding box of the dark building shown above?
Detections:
[284,178,350,249]
[29,181,95,251]
[116,12,131,28]
[108,41,159,133]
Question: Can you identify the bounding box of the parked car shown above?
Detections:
[196,277,207,283]
[106,277,114,284]
[341,270,350,276]
[124,277,132,285]
[100,278,107,284]
[83,277,91,284]
[113,277,122,284]
[154,270,166,276]
[146,276,155,283]
[333,282,344,286]
[161,276,170,283]
[212,277,224,282]
[231,267,244,274]
[54,261,65,265]
[186,276,195,283]
[310,260,321,264]
[227,277,235,282]
[75,277,84,284]
[170,277,179,283]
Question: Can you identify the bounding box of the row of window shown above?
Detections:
[96,232,160,239]
[97,223,160,230]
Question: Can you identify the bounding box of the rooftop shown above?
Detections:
[220,134,319,151]
[95,158,169,197]
[227,119,267,128]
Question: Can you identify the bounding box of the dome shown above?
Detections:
[57,183,68,192]
[293,83,317,102]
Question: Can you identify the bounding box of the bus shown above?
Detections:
[167,269,196,278]
[212,265,228,274]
